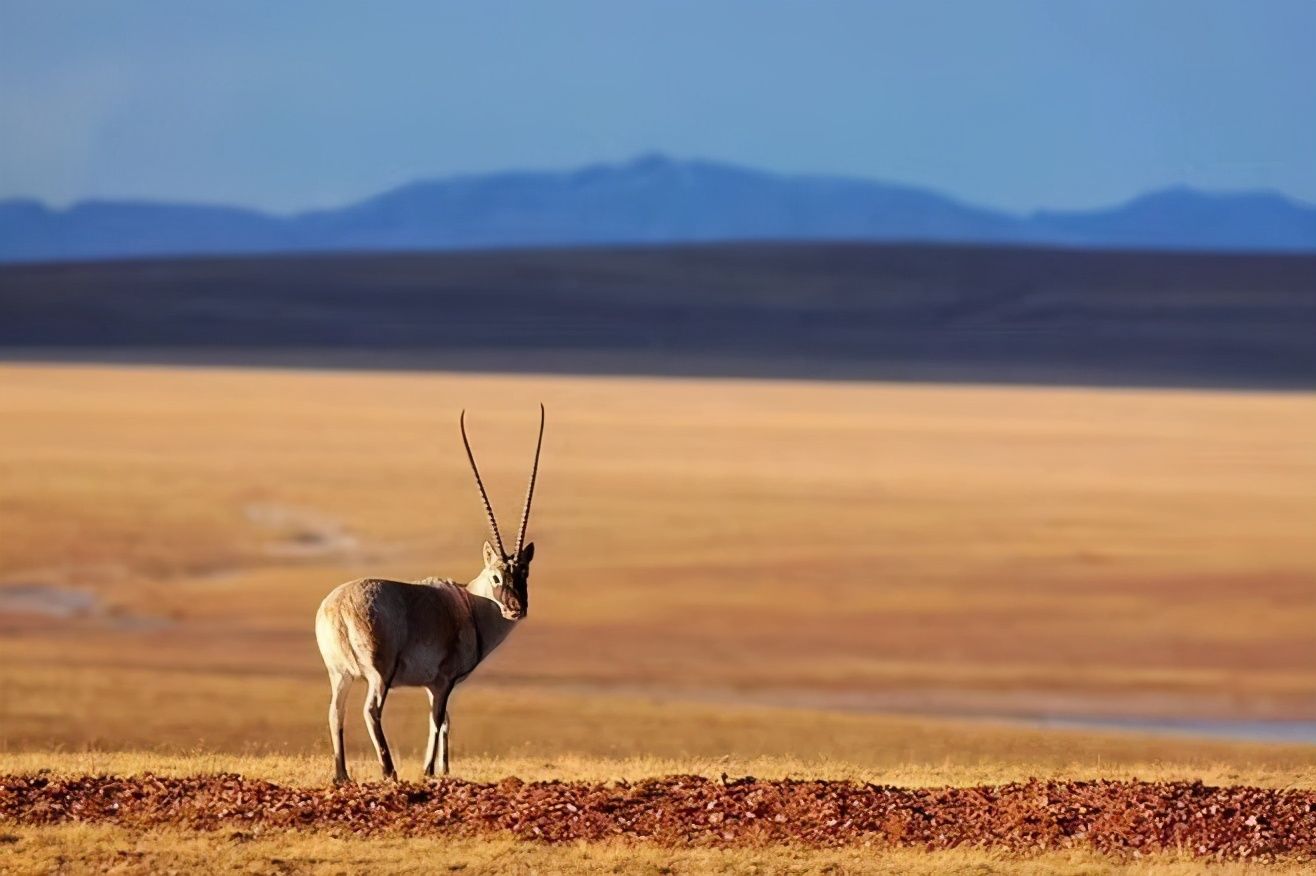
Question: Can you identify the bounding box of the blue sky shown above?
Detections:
[1,1,1313,214]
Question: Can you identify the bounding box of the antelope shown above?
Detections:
[314,406,544,782]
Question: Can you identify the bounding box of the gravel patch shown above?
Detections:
[3,774,1315,860]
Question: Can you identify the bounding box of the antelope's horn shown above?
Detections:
[460,409,507,558]
[514,404,545,559]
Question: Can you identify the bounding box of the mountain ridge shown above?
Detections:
[3,155,1314,262]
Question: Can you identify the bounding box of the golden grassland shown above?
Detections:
[2,363,1315,871]
[2,363,1314,729]
[12,823,1316,876]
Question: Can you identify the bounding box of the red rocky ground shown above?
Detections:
[3,774,1315,861]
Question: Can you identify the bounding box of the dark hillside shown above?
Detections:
[2,242,1314,388]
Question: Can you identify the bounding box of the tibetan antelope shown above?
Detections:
[314,406,544,782]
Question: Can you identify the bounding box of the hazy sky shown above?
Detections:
[2,1,1313,214]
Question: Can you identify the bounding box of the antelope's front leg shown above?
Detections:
[438,710,451,775]
[424,682,453,777]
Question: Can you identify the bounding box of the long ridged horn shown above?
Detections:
[514,404,545,559]
[460,410,507,558]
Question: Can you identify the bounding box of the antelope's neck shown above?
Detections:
[472,600,517,656]
[463,578,518,658]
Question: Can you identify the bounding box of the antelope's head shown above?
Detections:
[461,405,544,622]
[479,539,535,621]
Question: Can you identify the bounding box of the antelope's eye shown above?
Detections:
[491,574,501,585]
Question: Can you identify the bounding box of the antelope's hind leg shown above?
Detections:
[327,670,352,784]
[362,669,398,781]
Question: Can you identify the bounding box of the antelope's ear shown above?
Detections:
[482,541,500,568]
[521,542,536,564]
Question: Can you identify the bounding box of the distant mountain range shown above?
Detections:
[3,154,1315,262]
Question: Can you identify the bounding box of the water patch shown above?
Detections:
[0,584,99,618]
[245,503,360,559]
[1033,714,1316,745]
[540,681,1316,747]
[0,583,172,630]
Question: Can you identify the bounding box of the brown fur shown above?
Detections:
[318,578,478,687]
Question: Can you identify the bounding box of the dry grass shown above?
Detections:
[5,661,1316,787]
[5,748,1316,790]
[6,655,1316,787]
[1,823,1312,875]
